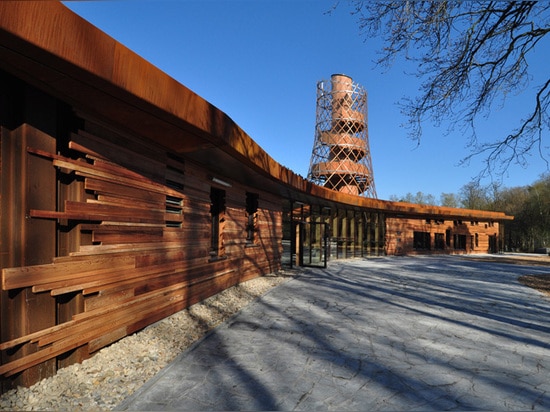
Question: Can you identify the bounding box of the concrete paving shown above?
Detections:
[117,256,550,411]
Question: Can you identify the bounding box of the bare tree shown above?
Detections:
[459,181,491,209]
[440,192,460,208]
[348,1,550,178]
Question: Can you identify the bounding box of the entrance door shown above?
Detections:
[299,221,327,268]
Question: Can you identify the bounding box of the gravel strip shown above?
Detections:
[0,270,298,411]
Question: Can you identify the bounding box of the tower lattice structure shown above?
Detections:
[307,74,377,198]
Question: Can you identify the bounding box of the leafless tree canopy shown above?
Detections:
[349,1,550,178]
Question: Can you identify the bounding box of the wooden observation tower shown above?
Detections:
[307,74,377,198]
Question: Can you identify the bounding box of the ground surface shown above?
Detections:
[464,253,550,296]
[2,253,550,411]
[518,274,550,296]
[119,255,550,411]
[0,271,297,411]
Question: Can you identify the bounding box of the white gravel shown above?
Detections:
[0,270,297,411]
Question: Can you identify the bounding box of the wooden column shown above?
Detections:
[357,212,364,257]
[0,124,56,390]
[365,213,372,256]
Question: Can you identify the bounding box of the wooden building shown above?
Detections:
[0,2,512,392]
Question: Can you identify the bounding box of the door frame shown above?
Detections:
[297,221,328,268]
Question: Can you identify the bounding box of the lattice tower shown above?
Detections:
[307,74,377,198]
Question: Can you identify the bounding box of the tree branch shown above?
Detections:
[350,1,550,178]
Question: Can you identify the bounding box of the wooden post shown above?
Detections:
[357,212,364,257]
[1,124,57,390]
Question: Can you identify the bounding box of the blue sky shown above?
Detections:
[64,1,549,201]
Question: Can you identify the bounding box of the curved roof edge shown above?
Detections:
[0,2,513,221]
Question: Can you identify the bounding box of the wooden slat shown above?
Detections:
[68,200,165,221]
[30,263,135,294]
[69,130,165,177]
[88,327,127,354]
[164,213,183,223]
[28,146,184,198]
[51,263,181,296]
[71,162,185,198]
[86,178,166,207]
[134,248,207,268]
[38,285,186,348]
[84,288,135,312]
[0,321,74,351]
[2,255,136,290]
[76,115,180,164]
[91,228,164,245]
[86,195,165,211]
[14,281,196,362]
[30,203,166,225]
[91,157,162,183]
[73,241,186,256]
[93,194,166,211]
[0,304,170,377]
[81,257,217,296]
[32,265,135,296]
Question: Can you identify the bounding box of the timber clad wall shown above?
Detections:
[386,217,500,255]
[0,88,282,390]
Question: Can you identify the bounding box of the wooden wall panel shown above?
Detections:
[0,124,57,390]
[0,121,284,387]
[385,217,500,255]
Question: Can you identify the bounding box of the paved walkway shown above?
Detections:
[117,256,550,411]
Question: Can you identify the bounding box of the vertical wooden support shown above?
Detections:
[341,210,348,258]
[56,114,88,367]
[330,209,337,260]
[350,211,357,257]
[357,212,364,257]
[313,209,320,258]
[373,213,380,256]
[364,212,372,256]
[293,202,303,267]
[379,213,386,255]
[321,207,331,261]
[498,223,504,253]
[56,177,86,367]
[0,124,56,390]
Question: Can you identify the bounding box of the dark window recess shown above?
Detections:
[446,229,452,247]
[165,169,184,229]
[434,233,445,250]
[246,192,259,244]
[165,195,183,228]
[166,179,184,190]
[454,234,467,250]
[166,195,182,206]
[165,161,185,190]
[413,231,431,250]
[210,187,226,257]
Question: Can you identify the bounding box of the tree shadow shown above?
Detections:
[118,256,550,411]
